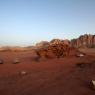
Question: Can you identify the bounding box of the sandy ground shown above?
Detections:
[0,49,95,95]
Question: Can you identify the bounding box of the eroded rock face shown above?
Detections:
[50,39,63,45]
[71,34,95,48]
[50,39,71,46]
[62,40,71,46]
[34,41,76,59]
[33,34,95,59]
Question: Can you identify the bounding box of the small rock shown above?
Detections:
[91,80,95,90]
[19,71,27,75]
[76,53,85,57]
[13,58,20,64]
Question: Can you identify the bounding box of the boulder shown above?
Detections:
[35,42,74,59]
[19,71,27,75]
[13,58,20,64]
[90,80,95,90]
[76,53,85,57]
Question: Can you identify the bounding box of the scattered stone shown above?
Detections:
[0,59,4,64]
[76,53,85,57]
[90,80,95,90]
[13,58,20,64]
[19,71,27,76]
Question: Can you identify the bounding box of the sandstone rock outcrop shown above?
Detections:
[50,39,70,46]
[35,43,70,59]
[34,39,78,59]
[71,34,95,48]
[50,39,63,45]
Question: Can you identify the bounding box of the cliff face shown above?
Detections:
[71,34,95,48]
[49,34,95,48]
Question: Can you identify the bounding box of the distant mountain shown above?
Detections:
[71,34,95,48]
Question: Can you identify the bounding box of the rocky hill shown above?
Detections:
[34,39,80,59]
[71,34,95,48]
[33,34,95,59]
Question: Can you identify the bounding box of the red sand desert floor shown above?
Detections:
[0,49,95,95]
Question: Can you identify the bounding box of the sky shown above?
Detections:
[0,0,95,46]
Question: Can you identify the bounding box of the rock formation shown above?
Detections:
[71,34,95,48]
[34,39,78,59]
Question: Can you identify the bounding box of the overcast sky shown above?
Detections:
[0,0,95,46]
